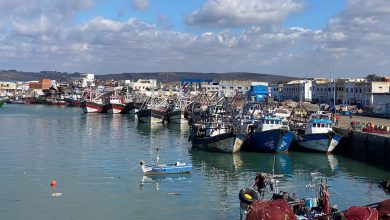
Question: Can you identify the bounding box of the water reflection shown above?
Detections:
[289,152,339,177]
[139,174,192,192]
[136,122,165,136]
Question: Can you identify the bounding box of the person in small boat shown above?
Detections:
[253,173,266,195]
[380,179,390,191]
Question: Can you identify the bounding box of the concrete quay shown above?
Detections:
[334,125,390,171]
[336,115,390,133]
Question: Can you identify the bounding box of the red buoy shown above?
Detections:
[50,180,57,188]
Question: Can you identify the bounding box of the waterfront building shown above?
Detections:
[280,79,312,102]
[342,81,390,107]
[0,81,17,96]
[311,78,330,103]
[371,93,390,115]
[29,79,52,90]
[125,79,158,91]
[16,82,30,94]
[249,84,268,102]
[201,81,219,93]
[269,84,283,101]
[218,80,267,98]
[71,73,95,88]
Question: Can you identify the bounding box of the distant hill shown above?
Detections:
[0,70,297,84]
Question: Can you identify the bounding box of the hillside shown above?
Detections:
[0,70,297,84]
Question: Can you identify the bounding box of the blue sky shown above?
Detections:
[0,0,389,77]
[76,0,346,32]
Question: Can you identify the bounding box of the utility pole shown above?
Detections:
[331,72,336,108]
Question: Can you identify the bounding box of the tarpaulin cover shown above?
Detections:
[246,199,295,220]
[343,206,378,220]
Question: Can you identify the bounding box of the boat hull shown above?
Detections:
[106,103,126,114]
[137,109,166,123]
[295,132,342,153]
[245,129,295,153]
[191,133,244,153]
[80,101,104,113]
[67,100,81,107]
[142,164,192,175]
[168,110,187,124]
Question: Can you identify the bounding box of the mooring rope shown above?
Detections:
[130,164,139,171]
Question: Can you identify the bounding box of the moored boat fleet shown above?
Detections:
[187,97,343,154]
[2,89,344,154]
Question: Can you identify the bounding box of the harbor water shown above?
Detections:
[0,104,389,219]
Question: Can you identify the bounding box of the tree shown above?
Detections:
[366,74,384,82]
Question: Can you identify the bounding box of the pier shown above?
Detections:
[334,115,390,171]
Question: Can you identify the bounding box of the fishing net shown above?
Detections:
[343,206,378,220]
[246,199,295,220]
[377,199,390,220]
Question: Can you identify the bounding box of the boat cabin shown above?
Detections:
[305,117,333,134]
[208,105,226,116]
[257,116,288,132]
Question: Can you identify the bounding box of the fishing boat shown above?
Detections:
[273,108,291,123]
[295,113,342,153]
[105,95,126,114]
[80,89,105,113]
[243,115,295,153]
[190,121,245,153]
[0,98,5,107]
[139,149,192,175]
[137,107,167,123]
[137,96,170,123]
[65,93,82,107]
[239,172,335,220]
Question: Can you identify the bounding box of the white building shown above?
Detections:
[269,84,283,101]
[125,79,158,91]
[312,79,330,103]
[342,81,390,107]
[0,81,17,96]
[281,80,312,102]
[372,93,390,115]
[72,73,95,88]
[201,82,219,93]
[218,80,268,97]
[82,74,95,88]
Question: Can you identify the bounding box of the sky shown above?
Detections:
[0,0,389,77]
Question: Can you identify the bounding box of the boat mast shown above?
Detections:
[156,148,159,165]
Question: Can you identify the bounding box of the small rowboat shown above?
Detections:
[140,161,192,175]
[140,148,192,175]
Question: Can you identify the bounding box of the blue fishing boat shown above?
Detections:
[140,148,192,175]
[295,114,342,153]
[244,116,295,153]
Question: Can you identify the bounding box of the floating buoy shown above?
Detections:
[51,193,62,197]
[50,180,57,187]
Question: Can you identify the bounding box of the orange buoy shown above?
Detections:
[50,180,57,187]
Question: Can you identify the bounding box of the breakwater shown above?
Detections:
[334,127,390,171]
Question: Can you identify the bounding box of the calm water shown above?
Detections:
[0,104,389,220]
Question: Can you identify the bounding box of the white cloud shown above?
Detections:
[185,0,304,27]
[1,0,390,77]
[131,0,149,11]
